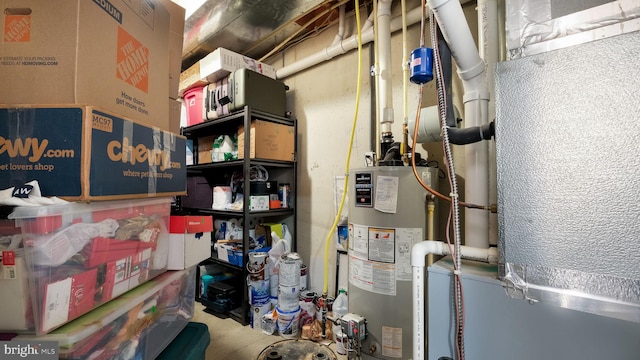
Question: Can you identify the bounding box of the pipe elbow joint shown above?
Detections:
[411,241,444,266]
[487,247,499,264]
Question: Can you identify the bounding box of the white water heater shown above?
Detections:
[348,166,438,359]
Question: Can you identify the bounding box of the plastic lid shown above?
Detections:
[339,289,346,294]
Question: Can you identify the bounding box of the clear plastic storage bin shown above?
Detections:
[9,197,172,334]
[17,267,196,359]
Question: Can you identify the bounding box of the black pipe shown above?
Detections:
[437,26,456,128]
[447,121,495,145]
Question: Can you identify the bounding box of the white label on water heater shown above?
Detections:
[374,176,399,213]
[395,228,423,281]
[349,255,396,296]
[382,326,403,358]
[368,227,395,263]
[350,224,369,259]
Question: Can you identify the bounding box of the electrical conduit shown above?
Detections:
[411,241,498,360]
[427,0,490,249]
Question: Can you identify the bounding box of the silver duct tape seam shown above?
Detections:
[502,262,640,323]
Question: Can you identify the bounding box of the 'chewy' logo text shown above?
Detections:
[107,137,181,171]
[0,137,75,162]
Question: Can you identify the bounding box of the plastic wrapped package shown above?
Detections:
[17,267,196,360]
[9,198,172,334]
[506,0,640,59]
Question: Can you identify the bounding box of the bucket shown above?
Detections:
[261,312,276,335]
[276,305,301,339]
[279,253,301,286]
[299,291,316,326]
[269,273,279,298]
[278,284,300,311]
[248,279,270,306]
[184,86,204,126]
[247,251,269,281]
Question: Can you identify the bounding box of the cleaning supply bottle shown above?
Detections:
[333,289,348,320]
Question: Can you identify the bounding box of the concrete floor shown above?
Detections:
[192,302,347,360]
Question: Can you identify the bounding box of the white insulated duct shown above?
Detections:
[428,0,490,249]
[411,241,499,360]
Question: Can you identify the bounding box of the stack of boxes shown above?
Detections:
[0,1,211,358]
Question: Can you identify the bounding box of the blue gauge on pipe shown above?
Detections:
[409,47,434,84]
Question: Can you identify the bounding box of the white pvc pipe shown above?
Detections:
[428,0,490,248]
[411,240,498,360]
[378,0,394,134]
[413,266,426,360]
[478,0,500,247]
[276,6,423,79]
[331,5,347,45]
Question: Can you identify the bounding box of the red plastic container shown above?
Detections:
[184,86,205,126]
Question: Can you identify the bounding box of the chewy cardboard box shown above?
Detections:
[178,47,277,96]
[168,215,213,270]
[238,120,295,162]
[0,0,171,130]
[0,105,186,201]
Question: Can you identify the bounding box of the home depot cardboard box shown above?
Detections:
[238,120,294,162]
[178,47,277,96]
[159,0,186,99]
[0,105,186,201]
[0,0,171,130]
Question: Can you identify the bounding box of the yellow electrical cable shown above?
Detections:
[323,0,363,296]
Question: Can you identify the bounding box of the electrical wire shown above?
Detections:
[322,0,364,296]
[431,11,465,360]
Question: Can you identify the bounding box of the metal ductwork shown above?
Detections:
[178,0,340,70]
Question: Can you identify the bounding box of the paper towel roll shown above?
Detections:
[212,186,232,209]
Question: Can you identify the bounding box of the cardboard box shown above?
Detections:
[0,220,31,332]
[0,0,171,130]
[197,135,215,164]
[249,195,270,211]
[169,98,181,134]
[159,0,186,100]
[168,215,213,270]
[178,62,208,98]
[178,47,277,96]
[0,105,186,201]
[200,47,276,83]
[238,120,295,162]
[0,256,32,331]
